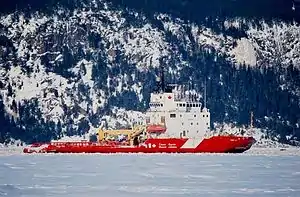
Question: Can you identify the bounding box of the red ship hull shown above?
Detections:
[23,136,256,154]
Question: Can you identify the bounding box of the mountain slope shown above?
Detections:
[0,0,299,145]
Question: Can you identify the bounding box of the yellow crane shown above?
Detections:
[97,125,146,145]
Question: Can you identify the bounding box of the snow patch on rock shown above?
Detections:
[230,38,257,67]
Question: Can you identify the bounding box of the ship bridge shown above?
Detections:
[146,84,210,138]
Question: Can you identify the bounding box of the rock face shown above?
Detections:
[0,0,299,145]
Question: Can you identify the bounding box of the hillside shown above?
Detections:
[0,0,299,145]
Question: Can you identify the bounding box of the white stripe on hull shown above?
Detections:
[180,138,203,149]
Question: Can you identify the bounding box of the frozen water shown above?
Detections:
[0,150,300,197]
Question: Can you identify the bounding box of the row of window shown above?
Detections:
[181,122,209,126]
[177,103,201,108]
[150,103,163,107]
[149,103,201,108]
[170,114,209,118]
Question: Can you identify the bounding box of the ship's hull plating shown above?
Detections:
[23,136,256,154]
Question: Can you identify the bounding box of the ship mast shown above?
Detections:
[250,111,253,129]
[160,64,165,93]
[248,111,254,135]
[204,78,207,109]
[155,62,166,93]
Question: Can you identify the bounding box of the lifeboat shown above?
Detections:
[146,124,166,133]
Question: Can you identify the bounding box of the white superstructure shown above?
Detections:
[145,84,210,138]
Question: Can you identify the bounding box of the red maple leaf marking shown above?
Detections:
[168,96,172,99]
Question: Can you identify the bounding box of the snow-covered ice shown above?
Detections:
[0,149,300,197]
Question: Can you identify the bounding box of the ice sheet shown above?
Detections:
[0,149,300,197]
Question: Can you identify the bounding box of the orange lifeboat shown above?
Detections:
[146,124,166,133]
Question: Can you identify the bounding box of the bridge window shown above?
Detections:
[179,103,182,107]
[193,104,196,107]
[194,115,196,117]
[170,114,176,118]
[182,130,186,136]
